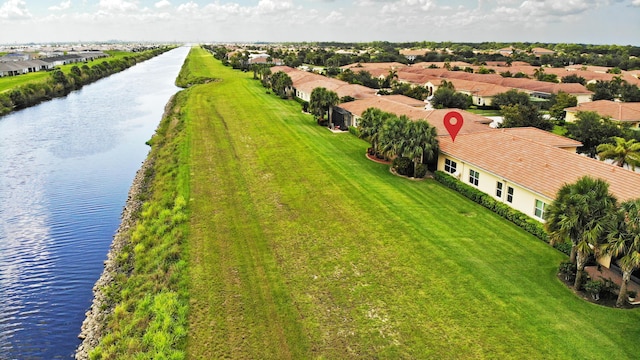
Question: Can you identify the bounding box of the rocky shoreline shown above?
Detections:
[75,147,154,359]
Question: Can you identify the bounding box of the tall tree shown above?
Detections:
[403,120,439,177]
[544,176,618,290]
[492,89,531,108]
[500,104,553,130]
[596,137,640,170]
[549,91,577,122]
[309,87,339,126]
[431,86,471,109]
[566,111,623,158]
[378,114,410,158]
[358,107,390,155]
[605,199,640,307]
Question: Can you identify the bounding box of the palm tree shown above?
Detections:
[378,115,409,159]
[605,199,640,307]
[596,137,640,170]
[325,90,340,128]
[358,107,389,155]
[309,87,340,127]
[544,176,618,289]
[403,120,438,177]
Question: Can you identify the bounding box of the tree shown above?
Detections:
[544,176,618,290]
[358,107,391,155]
[566,111,623,158]
[431,86,471,109]
[561,74,586,85]
[378,114,410,158]
[596,137,640,170]
[620,83,640,102]
[403,120,438,177]
[548,91,577,121]
[492,89,531,108]
[270,71,293,99]
[500,104,553,130]
[605,199,640,307]
[309,87,339,126]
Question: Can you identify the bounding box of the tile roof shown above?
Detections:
[338,97,492,136]
[501,127,583,148]
[564,100,640,122]
[439,130,640,201]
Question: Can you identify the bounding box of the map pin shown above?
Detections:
[443,111,464,142]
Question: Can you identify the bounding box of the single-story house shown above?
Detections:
[565,100,640,128]
[437,129,640,222]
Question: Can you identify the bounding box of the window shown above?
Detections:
[507,186,514,203]
[444,158,457,174]
[535,200,547,219]
[469,169,479,186]
[496,182,503,198]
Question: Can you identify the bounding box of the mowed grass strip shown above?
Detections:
[184,47,640,359]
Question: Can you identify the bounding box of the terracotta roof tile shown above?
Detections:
[565,100,640,122]
[501,127,583,148]
[439,130,640,201]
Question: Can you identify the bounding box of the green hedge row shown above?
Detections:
[434,171,550,243]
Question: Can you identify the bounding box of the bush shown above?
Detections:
[392,157,413,176]
[434,171,549,244]
[584,280,603,300]
[414,164,428,178]
[558,260,576,281]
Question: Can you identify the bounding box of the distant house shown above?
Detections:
[565,100,640,128]
[531,47,555,57]
[399,49,428,62]
[0,59,50,77]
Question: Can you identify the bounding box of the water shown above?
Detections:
[0,46,189,359]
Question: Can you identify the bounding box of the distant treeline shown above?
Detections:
[208,41,640,71]
[0,46,175,117]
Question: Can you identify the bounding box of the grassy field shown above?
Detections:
[181,47,640,359]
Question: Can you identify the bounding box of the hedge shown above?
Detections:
[434,171,552,244]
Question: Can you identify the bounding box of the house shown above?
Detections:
[531,47,555,57]
[0,59,50,77]
[437,129,640,221]
[399,49,428,62]
[564,100,640,128]
[336,96,492,132]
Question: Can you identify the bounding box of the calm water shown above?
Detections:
[0,46,189,359]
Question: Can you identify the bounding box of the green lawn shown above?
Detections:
[466,107,502,116]
[183,47,640,359]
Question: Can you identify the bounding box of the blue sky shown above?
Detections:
[1,0,639,45]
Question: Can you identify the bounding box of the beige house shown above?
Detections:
[437,130,640,222]
[565,100,640,128]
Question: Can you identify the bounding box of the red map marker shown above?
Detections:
[443,111,464,142]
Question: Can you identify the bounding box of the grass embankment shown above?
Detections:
[86,92,190,358]
[183,47,640,359]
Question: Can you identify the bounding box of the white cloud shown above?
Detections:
[154,0,170,9]
[0,0,32,19]
[632,0,640,6]
[98,0,139,13]
[49,0,71,11]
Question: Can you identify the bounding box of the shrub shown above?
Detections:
[584,280,603,300]
[558,260,576,281]
[392,157,413,176]
[414,164,428,178]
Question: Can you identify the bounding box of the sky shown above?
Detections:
[0,0,639,45]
